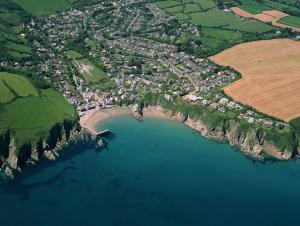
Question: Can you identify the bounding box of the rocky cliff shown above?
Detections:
[144,106,297,161]
[0,119,104,179]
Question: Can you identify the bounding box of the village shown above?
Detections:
[0,0,287,129]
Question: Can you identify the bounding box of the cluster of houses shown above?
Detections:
[0,0,287,129]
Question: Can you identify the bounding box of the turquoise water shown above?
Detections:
[1,116,300,226]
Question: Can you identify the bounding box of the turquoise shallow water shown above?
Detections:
[1,116,300,226]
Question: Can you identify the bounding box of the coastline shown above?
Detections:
[80,107,131,132]
[81,105,292,161]
[80,106,174,132]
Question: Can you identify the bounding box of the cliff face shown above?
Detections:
[184,116,294,160]
[0,119,87,179]
[165,110,296,161]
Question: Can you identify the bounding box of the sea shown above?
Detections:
[1,116,300,226]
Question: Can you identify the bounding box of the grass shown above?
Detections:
[239,4,271,14]
[174,12,190,20]
[226,20,275,33]
[155,0,278,56]
[0,72,38,104]
[67,51,106,83]
[0,12,21,25]
[201,27,243,41]
[200,36,224,48]
[192,0,215,10]
[279,16,300,28]
[189,8,241,26]
[74,58,107,83]
[7,41,31,54]
[8,50,30,60]
[66,49,83,59]
[0,79,15,103]
[166,5,183,13]
[184,3,201,13]
[154,1,181,9]
[12,0,71,16]
[0,89,75,145]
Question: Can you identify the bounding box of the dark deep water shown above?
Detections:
[1,116,300,226]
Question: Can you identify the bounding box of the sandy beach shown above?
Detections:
[143,106,173,120]
[80,106,174,132]
[80,107,131,132]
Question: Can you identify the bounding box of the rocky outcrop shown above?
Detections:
[132,104,144,121]
[143,106,296,161]
[0,119,104,179]
[183,117,294,160]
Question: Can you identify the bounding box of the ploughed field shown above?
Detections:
[209,39,300,122]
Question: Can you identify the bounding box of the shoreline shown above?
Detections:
[80,107,131,132]
[80,105,291,161]
[80,106,174,132]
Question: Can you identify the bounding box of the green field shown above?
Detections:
[155,0,278,56]
[0,89,75,145]
[239,4,271,14]
[166,5,183,13]
[189,8,241,26]
[7,41,31,54]
[0,72,38,103]
[184,4,201,13]
[279,16,300,28]
[74,58,107,83]
[0,79,15,103]
[225,20,275,32]
[0,72,76,146]
[12,0,71,16]
[66,49,84,59]
[174,12,190,20]
[192,0,215,10]
[154,0,181,8]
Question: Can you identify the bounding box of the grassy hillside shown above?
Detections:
[0,72,76,147]
[0,72,38,102]
[0,0,31,61]
[12,0,99,16]
[12,0,71,16]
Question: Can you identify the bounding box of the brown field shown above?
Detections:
[209,39,300,122]
[263,10,288,18]
[231,7,253,18]
[231,7,300,32]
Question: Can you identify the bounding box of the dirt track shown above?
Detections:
[209,39,300,121]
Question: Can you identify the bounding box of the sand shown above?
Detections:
[80,107,131,132]
[143,106,174,120]
[209,38,300,121]
[80,106,174,132]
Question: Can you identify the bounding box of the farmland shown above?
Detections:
[0,73,76,146]
[209,39,300,122]
[231,7,300,32]
[229,0,300,32]
[279,16,300,29]
[12,0,71,16]
[0,72,38,103]
[154,0,277,55]
[11,0,96,16]
[0,89,75,145]
[0,0,32,61]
